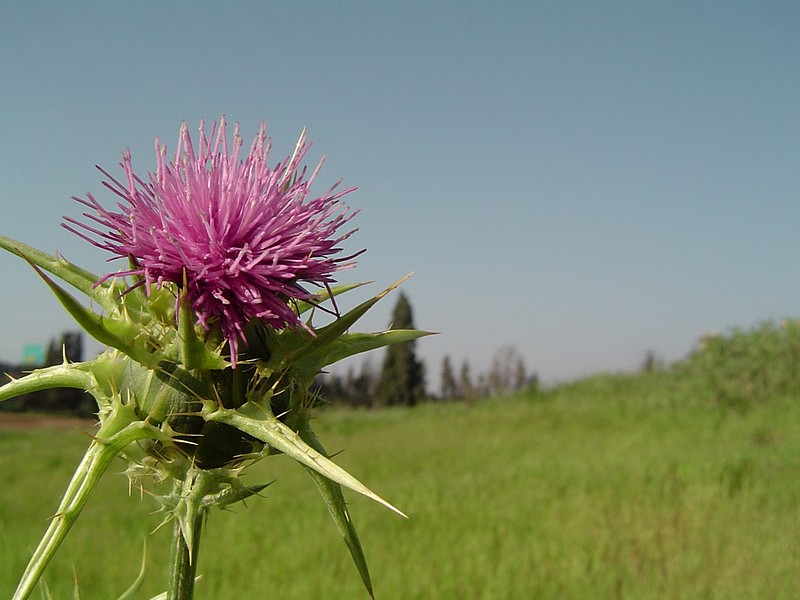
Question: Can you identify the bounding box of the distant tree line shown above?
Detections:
[314,294,538,407]
[0,331,94,416]
[438,344,538,401]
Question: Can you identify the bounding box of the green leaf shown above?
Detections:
[293,282,371,316]
[119,360,212,427]
[302,276,411,354]
[300,423,375,599]
[0,235,115,311]
[115,541,148,600]
[206,402,407,518]
[177,295,228,370]
[269,276,414,381]
[200,481,272,510]
[319,329,434,368]
[25,262,160,367]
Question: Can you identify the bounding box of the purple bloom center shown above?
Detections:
[65,118,361,363]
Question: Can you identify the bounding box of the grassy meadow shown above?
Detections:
[2,367,800,598]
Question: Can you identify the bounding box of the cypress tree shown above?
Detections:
[375,292,426,406]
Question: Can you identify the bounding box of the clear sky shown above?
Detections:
[1,2,798,386]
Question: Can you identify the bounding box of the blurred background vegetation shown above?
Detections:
[3,299,800,597]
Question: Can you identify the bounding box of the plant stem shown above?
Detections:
[167,510,204,600]
[13,422,159,600]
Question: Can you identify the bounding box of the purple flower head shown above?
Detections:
[65,117,361,363]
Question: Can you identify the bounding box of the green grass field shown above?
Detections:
[2,371,800,599]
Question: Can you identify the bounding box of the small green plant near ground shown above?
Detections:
[3,372,800,599]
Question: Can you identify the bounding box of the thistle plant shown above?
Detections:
[0,118,428,599]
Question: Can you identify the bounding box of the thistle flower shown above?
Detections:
[64,118,361,362]
[1,116,427,600]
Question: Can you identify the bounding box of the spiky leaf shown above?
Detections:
[206,402,406,518]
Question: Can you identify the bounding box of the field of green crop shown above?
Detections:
[2,370,800,599]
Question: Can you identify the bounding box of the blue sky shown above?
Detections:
[1,2,798,386]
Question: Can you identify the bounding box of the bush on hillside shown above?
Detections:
[679,319,800,407]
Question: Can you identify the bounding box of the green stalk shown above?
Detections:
[12,422,161,600]
[12,441,112,600]
[166,509,204,600]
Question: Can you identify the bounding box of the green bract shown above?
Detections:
[0,235,429,599]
